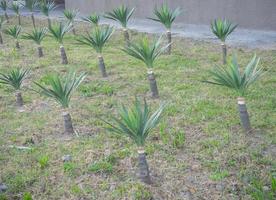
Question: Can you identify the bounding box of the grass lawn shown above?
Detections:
[0,17,275,200]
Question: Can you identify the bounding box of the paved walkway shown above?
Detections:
[2,5,276,49]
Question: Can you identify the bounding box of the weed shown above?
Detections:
[37,155,49,169]
[89,160,113,173]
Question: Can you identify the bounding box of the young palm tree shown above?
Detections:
[48,22,72,64]
[22,27,48,57]
[63,9,78,35]
[0,16,6,44]
[82,13,100,27]
[40,0,56,28]
[0,0,9,22]
[211,19,238,64]
[25,0,38,28]
[76,26,113,77]
[104,5,134,44]
[123,36,169,98]
[4,25,22,49]
[205,55,265,133]
[149,4,181,54]
[10,1,23,25]
[103,98,166,184]
[34,71,87,134]
[0,68,30,108]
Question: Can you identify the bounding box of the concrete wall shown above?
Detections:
[65,0,276,31]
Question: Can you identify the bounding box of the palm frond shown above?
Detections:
[0,68,30,90]
[63,9,78,22]
[211,19,238,42]
[3,25,22,39]
[76,26,113,53]
[48,22,72,44]
[22,27,48,45]
[82,13,100,26]
[103,98,166,146]
[10,1,23,15]
[25,0,38,11]
[34,71,87,108]
[149,4,181,29]
[0,0,7,11]
[204,54,265,96]
[122,36,169,68]
[40,0,56,17]
[104,5,135,28]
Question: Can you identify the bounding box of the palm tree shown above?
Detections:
[0,16,6,44]
[211,19,238,64]
[10,1,23,25]
[63,9,78,35]
[104,5,134,44]
[82,13,100,27]
[40,0,56,28]
[0,0,9,22]
[25,0,38,28]
[34,71,87,134]
[76,26,113,77]
[0,68,30,108]
[149,4,181,54]
[48,22,72,64]
[4,25,22,49]
[204,55,265,133]
[103,98,166,184]
[22,27,48,57]
[123,36,169,98]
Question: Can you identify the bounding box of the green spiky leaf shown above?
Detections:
[4,25,22,39]
[25,0,38,12]
[82,13,100,26]
[104,5,134,28]
[204,54,265,96]
[149,4,181,30]
[103,98,166,147]
[0,68,30,90]
[34,71,87,108]
[40,0,56,17]
[122,36,169,68]
[211,19,238,42]
[76,26,113,53]
[48,22,72,44]
[22,27,48,45]
[0,0,8,11]
[10,1,23,15]
[63,9,78,22]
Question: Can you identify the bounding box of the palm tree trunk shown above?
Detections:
[60,45,68,64]
[62,111,74,134]
[222,43,227,64]
[72,24,76,35]
[237,97,251,133]
[0,32,3,44]
[15,40,20,49]
[15,91,23,107]
[31,13,36,28]
[123,28,130,46]
[166,30,172,54]
[98,55,107,77]
[137,148,151,184]
[5,12,9,23]
[38,45,43,57]
[18,14,21,26]
[47,17,51,28]
[147,70,159,98]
